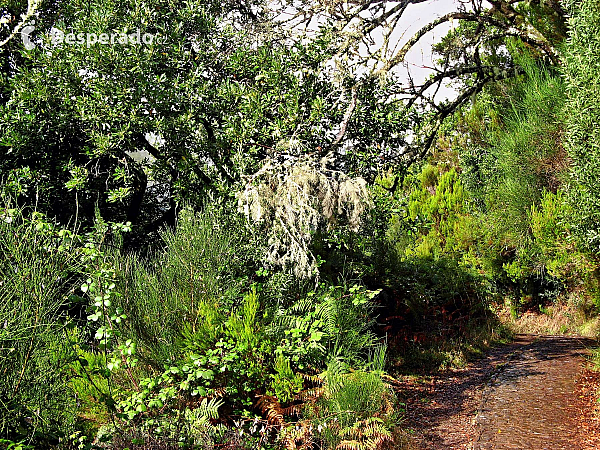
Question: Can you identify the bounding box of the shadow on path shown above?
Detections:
[400,334,597,450]
[474,335,594,450]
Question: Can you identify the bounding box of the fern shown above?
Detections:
[257,395,285,425]
[226,285,261,348]
[259,358,396,450]
[185,397,224,424]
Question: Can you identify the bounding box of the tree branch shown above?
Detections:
[331,85,358,150]
[0,0,41,49]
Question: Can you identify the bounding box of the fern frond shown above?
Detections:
[212,387,227,397]
[323,295,338,335]
[290,298,316,315]
[338,418,392,450]
[193,397,224,421]
[281,403,304,417]
[257,395,285,425]
[298,372,324,384]
[295,387,325,402]
[336,441,366,450]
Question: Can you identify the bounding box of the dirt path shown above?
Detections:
[400,334,600,450]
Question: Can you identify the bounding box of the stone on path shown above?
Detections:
[475,335,593,450]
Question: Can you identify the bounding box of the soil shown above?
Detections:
[397,334,600,450]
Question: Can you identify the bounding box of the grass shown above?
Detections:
[498,295,600,338]
[389,317,513,375]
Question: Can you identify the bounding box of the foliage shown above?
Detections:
[404,166,466,259]
[0,203,81,444]
[374,48,581,337]
[269,355,304,404]
[562,0,600,254]
[116,206,251,366]
[0,0,409,249]
[450,50,571,307]
[36,206,390,448]
[271,284,380,371]
[4,1,600,448]
[304,359,396,450]
[276,0,568,163]
[530,190,597,286]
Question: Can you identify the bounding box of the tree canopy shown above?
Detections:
[0,0,411,238]
[1,1,572,235]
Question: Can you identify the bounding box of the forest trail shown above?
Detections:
[400,334,600,449]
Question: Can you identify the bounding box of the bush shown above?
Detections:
[450,50,572,311]
[115,206,253,367]
[563,0,600,254]
[0,205,81,443]
[305,357,396,450]
[271,284,380,371]
[67,206,390,448]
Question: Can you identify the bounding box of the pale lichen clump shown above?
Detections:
[238,153,372,278]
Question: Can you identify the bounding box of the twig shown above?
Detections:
[0,0,41,49]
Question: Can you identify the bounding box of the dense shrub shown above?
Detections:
[55,206,397,448]
[454,54,571,307]
[115,206,256,366]
[563,0,600,254]
[0,205,82,444]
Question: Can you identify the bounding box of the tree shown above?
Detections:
[0,0,407,243]
[0,1,42,50]
[276,0,568,164]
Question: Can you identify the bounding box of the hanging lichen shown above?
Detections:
[238,153,372,278]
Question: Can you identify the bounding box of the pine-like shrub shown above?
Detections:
[0,205,81,443]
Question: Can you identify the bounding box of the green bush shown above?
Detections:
[563,0,600,254]
[530,191,591,282]
[452,51,570,308]
[69,206,388,448]
[465,56,565,244]
[306,357,396,450]
[271,284,380,371]
[405,166,466,259]
[115,206,254,366]
[0,206,81,443]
